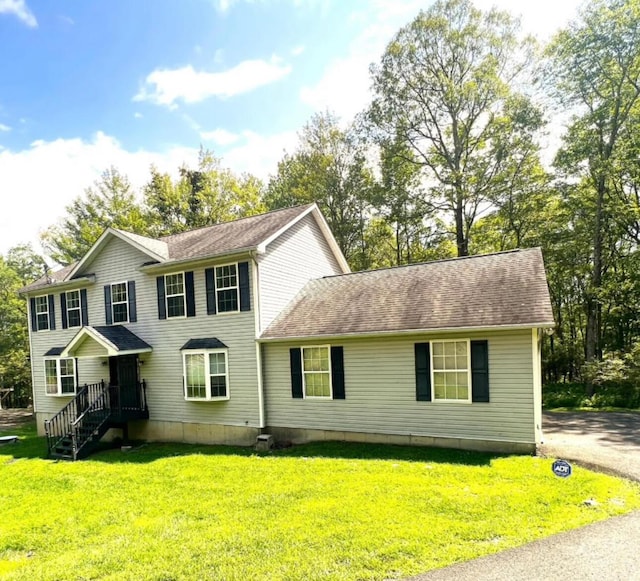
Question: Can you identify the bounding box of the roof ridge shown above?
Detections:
[159,203,316,241]
[319,248,535,281]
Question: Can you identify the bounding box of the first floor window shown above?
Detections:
[66,290,82,328]
[183,350,229,400]
[166,273,186,318]
[35,295,50,330]
[45,358,76,396]
[431,340,470,401]
[302,345,331,398]
[111,282,129,323]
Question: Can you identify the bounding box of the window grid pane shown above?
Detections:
[45,360,58,394]
[216,265,239,313]
[166,274,185,318]
[35,296,49,330]
[167,296,185,318]
[185,354,206,399]
[302,346,331,398]
[66,291,80,309]
[217,289,238,313]
[113,303,128,323]
[432,341,469,401]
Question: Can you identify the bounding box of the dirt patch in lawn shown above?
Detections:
[0,408,34,430]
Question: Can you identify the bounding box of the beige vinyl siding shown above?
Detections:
[263,329,536,445]
[29,235,260,428]
[258,213,344,332]
[74,338,109,358]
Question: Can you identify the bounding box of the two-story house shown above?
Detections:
[20,203,554,460]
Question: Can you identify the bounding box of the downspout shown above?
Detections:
[251,251,266,429]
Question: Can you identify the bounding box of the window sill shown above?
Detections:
[303,396,333,401]
[45,393,76,397]
[431,399,473,404]
[184,396,230,402]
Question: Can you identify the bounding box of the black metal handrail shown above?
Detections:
[109,380,148,417]
[72,383,112,459]
[44,381,106,456]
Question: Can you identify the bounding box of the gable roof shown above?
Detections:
[20,204,349,293]
[61,325,152,357]
[261,248,555,340]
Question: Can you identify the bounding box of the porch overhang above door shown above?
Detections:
[61,325,153,358]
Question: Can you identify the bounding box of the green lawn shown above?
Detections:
[1,423,640,580]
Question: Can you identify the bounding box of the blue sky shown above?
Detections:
[0,0,582,256]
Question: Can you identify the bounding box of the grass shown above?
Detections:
[543,382,640,411]
[1,423,640,580]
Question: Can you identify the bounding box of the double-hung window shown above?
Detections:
[165,273,186,318]
[65,290,82,328]
[431,340,470,402]
[183,350,229,400]
[35,296,50,331]
[45,358,76,396]
[111,282,129,323]
[216,264,239,313]
[302,346,332,398]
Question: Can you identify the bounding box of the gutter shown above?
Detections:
[138,247,260,274]
[258,322,556,343]
[19,275,96,297]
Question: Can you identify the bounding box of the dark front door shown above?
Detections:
[109,354,140,410]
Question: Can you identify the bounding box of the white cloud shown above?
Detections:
[0,123,11,132]
[223,130,298,178]
[134,56,291,107]
[0,133,198,255]
[291,45,305,56]
[133,112,143,119]
[200,128,241,146]
[0,0,37,27]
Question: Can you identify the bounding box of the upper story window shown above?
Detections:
[156,272,195,320]
[45,358,76,396]
[216,264,238,313]
[205,261,250,315]
[165,273,186,318]
[34,295,51,331]
[104,282,136,325]
[65,290,82,328]
[111,282,129,323]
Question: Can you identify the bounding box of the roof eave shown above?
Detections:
[259,321,556,343]
[139,246,259,273]
[19,274,96,296]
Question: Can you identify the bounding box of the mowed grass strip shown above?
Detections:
[1,424,639,580]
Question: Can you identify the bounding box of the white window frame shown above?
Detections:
[66,289,82,328]
[430,339,471,403]
[182,349,230,401]
[215,262,239,314]
[34,295,50,331]
[110,281,129,324]
[44,358,77,397]
[302,345,332,399]
[165,272,186,318]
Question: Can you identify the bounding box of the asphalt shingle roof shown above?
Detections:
[19,204,315,293]
[90,325,152,352]
[261,248,554,339]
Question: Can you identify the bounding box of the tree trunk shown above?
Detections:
[455,196,467,257]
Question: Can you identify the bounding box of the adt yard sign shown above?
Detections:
[552,459,572,478]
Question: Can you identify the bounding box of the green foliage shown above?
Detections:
[2,426,640,580]
[41,167,150,265]
[369,0,543,256]
[144,148,266,236]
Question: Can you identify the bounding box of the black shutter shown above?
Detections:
[331,346,345,399]
[128,281,137,323]
[185,271,196,317]
[290,348,303,398]
[47,294,56,330]
[29,298,37,332]
[156,276,166,320]
[415,343,432,401]
[80,289,89,326]
[60,292,68,329]
[205,268,217,315]
[238,261,251,311]
[471,340,490,402]
[104,285,113,325]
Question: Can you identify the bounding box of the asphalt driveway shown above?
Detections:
[539,411,640,481]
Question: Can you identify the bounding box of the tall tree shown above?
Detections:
[144,148,266,236]
[41,167,149,264]
[266,111,375,267]
[369,0,544,256]
[547,0,640,386]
